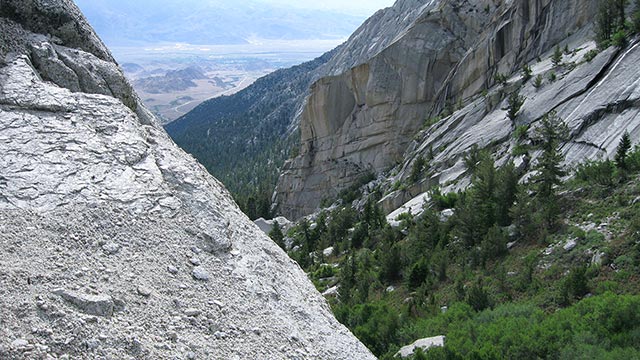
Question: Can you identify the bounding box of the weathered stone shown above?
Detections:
[102,242,120,255]
[184,308,201,317]
[564,239,578,252]
[440,209,455,222]
[137,286,152,298]
[11,339,29,349]
[322,286,338,298]
[53,289,114,317]
[396,336,446,358]
[191,267,210,281]
[322,247,334,257]
[254,217,292,235]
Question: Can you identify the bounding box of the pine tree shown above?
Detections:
[496,162,519,226]
[245,195,257,220]
[269,221,286,250]
[597,0,630,46]
[635,0,640,33]
[564,266,589,301]
[338,251,357,303]
[464,144,482,174]
[473,152,498,232]
[481,225,508,261]
[409,155,427,183]
[614,0,627,29]
[533,74,543,89]
[532,111,569,230]
[456,151,498,248]
[551,45,563,66]
[510,185,535,241]
[521,64,532,82]
[380,241,402,283]
[507,90,525,121]
[596,1,614,46]
[615,131,632,170]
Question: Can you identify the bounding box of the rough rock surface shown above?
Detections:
[0,1,375,359]
[275,0,602,219]
[389,38,640,213]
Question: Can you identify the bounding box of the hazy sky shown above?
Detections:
[254,0,396,16]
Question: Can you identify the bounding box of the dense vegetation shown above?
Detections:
[275,124,640,357]
[165,50,336,219]
[596,0,640,47]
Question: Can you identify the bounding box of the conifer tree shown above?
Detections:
[456,151,498,248]
[510,185,536,241]
[635,0,640,33]
[532,111,569,230]
[615,131,632,170]
[269,221,286,250]
[551,45,563,66]
[597,0,629,46]
[507,90,525,121]
[496,162,519,226]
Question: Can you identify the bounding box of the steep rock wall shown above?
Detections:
[275,0,599,219]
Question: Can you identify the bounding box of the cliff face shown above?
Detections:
[274,0,601,219]
[0,1,375,359]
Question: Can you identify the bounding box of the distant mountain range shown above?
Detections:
[74,0,369,46]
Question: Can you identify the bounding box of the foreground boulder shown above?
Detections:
[0,1,375,359]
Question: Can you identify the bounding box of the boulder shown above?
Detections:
[322,247,334,257]
[253,216,292,235]
[53,289,115,317]
[396,335,446,358]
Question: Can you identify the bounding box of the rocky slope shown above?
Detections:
[274,0,619,219]
[0,1,375,359]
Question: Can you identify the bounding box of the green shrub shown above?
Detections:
[312,264,336,279]
[494,72,508,85]
[430,187,458,210]
[512,144,529,156]
[575,159,615,186]
[339,172,375,203]
[423,115,441,129]
[585,230,605,246]
[533,74,543,89]
[521,64,532,82]
[514,124,529,140]
[612,29,628,47]
[564,266,590,301]
[584,49,599,62]
[467,280,491,311]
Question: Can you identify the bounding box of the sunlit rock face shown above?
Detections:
[0,1,375,359]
